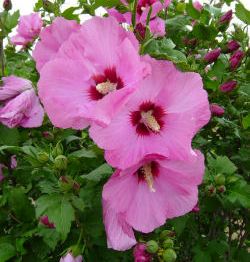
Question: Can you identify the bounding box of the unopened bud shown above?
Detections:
[54,155,68,170]
[163,239,174,249]
[204,48,221,64]
[52,142,64,157]
[37,152,49,163]
[160,230,175,239]
[42,0,54,13]
[217,185,226,193]
[210,104,225,117]
[219,80,237,93]
[3,0,12,11]
[146,240,158,254]
[162,249,177,262]
[215,174,225,185]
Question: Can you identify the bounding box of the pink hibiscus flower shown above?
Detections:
[33,17,80,71]
[11,13,43,47]
[0,76,44,128]
[103,151,205,250]
[38,17,148,129]
[90,57,210,169]
[108,0,171,38]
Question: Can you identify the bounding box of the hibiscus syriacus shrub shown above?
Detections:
[0,0,249,261]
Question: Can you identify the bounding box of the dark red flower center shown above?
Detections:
[89,67,124,100]
[130,101,165,136]
[136,161,159,192]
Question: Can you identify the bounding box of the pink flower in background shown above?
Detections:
[103,200,137,251]
[90,57,210,169]
[133,243,152,262]
[33,17,80,71]
[40,216,55,228]
[219,80,237,93]
[193,1,203,12]
[38,17,148,129]
[0,88,44,128]
[108,0,171,38]
[11,13,42,47]
[103,151,204,248]
[204,48,221,64]
[0,76,31,101]
[60,253,82,262]
[227,40,240,53]
[219,10,232,24]
[10,155,17,169]
[210,103,225,116]
[229,50,244,71]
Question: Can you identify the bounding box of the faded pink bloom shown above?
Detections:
[219,80,237,93]
[60,253,82,262]
[192,203,200,213]
[40,215,55,228]
[103,151,204,250]
[38,17,148,129]
[204,48,221,64]
[108,0,171,38]
[134,243,152,262]
[210,103,224,116]
[0,76,31,102]
[227,40,240,53]
[219,10,232,24]
[10,155,17,169]
[33,17,80,72]
[193,1,203,12]
[11,13,42,47]
[90,57,210,169]
[103,200,137,251]
[229,50,244,70]
[0,88,44,128]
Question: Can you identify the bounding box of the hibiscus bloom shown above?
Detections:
[33,17,80,71]
[0,76,44,128]
[90,57,210,169]
[103,151,205,250]
[11,13,42,47]
[38,17,148,129]
[108,0,171,38]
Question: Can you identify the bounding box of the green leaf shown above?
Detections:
[69,148,97,158]
[186,1,200,19]
[37,227,60,250]
[36,194,75,241]
[62,7,79,21]
[207,155,237,175]
[170,216,189,236]
[0,243,16,262]
[4,11,20,31]
[242,114,250,129]
[81,163,113,181]
[0,125,20,146]
[236,3,250,25]
[8,188,35,222]
[227,181,250,208]
[194,250,212,262]
[94,0,120,8]
[71,196,85,212]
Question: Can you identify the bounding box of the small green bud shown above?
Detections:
[42,0,55,13]
[162,249,177,262]
[146,240,158,254]
[52,142,64,157]
[54,155,68,170]
[176,2,186,13]
[206,184,216,196]
[37,152,49,163]
[163,239,174,249]
[217,185,226,193]
[160,230,175,239]
[214,174,225,185]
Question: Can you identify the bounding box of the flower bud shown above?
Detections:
[210,104,225,117]
[162,249,177,262]
[204,48,221,64]
[42,0,55,13]
[192,203,200,213]
[163,239,174,249]
[60,252,82,262]
[229,50,244,70]
[227,40,240,53]
[37,152,49,163]
[206,185,216,196]
[217,185,226,193]
[3,0,12,11]
[215,174,225,185]
[160,230,175,239]
[135,23,146,42]
[193,1,203,12]
[52,142,64,157]
[54,155,68,170]
[133,243,152,262]
[40,215,55,228]
[42,131,54,140]
[146,240,159,254]
[219,10,232,24]
[219,80,237,93]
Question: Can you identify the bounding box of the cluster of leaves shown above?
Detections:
[0,0,249,261]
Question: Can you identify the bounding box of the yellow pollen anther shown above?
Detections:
[141,110,161,132]
[142,163,156,192]
[96,81,117,95]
